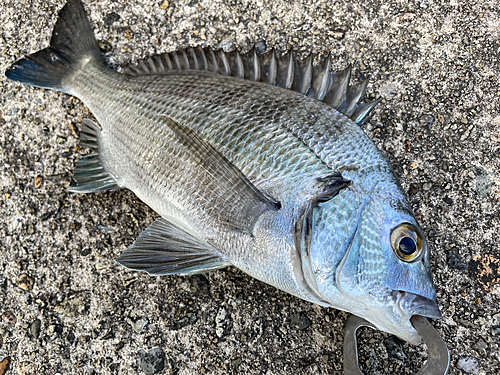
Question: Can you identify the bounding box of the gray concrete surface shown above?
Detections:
[1,0,499,374]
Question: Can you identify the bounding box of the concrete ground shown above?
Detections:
[1,0,499,374]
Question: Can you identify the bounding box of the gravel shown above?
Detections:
[1,0,499,374]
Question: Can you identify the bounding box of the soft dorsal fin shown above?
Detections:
[120,47,379,125]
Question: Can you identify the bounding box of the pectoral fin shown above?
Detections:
[115,217,229,276]
[159,114,280,234]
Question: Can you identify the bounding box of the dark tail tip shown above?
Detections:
[5,0,103,92]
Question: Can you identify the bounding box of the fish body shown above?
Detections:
[6,0,441,345]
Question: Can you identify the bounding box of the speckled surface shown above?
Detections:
[1,0,499,374]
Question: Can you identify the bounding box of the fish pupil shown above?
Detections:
[399,236,417,256]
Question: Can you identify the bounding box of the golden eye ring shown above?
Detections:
[390,223,424,262]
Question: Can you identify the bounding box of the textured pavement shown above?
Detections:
[1,0,499,374]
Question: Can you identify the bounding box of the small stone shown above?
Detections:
[384,336,408,362]
[68,122,78,137]
[1,311,16,325]
[448,251,467,270]
[493,313,500,326]
[419,114,435,128]
[290,313,312,330]
[255,41,267,54]
[54,293,90,317]
[159,0,169,10]
[132,318,148,333]
[104,12,120,25]
[0,357,11,375]
[457,357,479,374]
[137,348,165,374]
[30,319,41,339]
[422,182,432,191]
[17,273,34,291]
[408,183,419,196]
[26,222,35,235]
[231,358,242,368]
[34,176,43,189]
[472,339,487,356]
[187,274,209,295]
[123,28,133,39]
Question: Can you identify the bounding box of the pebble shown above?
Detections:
[137,348,165,374]
[104,12,120,25]
[17,273,34,291]
[290,313,312,330]
[419,114,435,128]
[422,182,433,191]
[457,357,479,374]
[34,176,43,189]
[448,251,467,270]
[30,319,41,339]
[132,318,148,334]
[159,0,169,10]
[54,293,89,317]
[187,274,209,295]
[255,41,267,54]
[0,357,11,375]
[472,339,487,357]
[473,166,493,198]
[384,336,408,362]
[1,311,16,325]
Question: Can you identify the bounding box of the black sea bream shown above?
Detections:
[6,0,442,345]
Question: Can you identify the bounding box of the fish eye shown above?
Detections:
[390,223,423,262]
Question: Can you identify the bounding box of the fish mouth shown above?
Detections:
[398,291,442,320]
[395,291,442,345]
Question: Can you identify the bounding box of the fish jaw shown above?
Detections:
[358,291,441,346]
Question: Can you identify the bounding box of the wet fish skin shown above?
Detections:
[5,0,441,345]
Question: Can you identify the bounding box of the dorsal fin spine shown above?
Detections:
[251,49,260,81]
[268,50,277,85]
[236,51,244,78]
[181,50,190,70]
[189,48,199,70]
[219,50,230,75]
[209,49,218,73]
[123,48,378,125]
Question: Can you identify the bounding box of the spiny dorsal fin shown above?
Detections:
[120,47,378,125]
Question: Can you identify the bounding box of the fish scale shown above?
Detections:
[5,0,447,351]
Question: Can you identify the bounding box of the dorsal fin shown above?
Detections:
[121,47,378,125]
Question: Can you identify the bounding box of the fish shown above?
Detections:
[5,0,442,346]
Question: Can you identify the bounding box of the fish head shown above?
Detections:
[308,192,440,345]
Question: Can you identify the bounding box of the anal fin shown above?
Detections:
[115,217,229,276]
[69,119,119,193]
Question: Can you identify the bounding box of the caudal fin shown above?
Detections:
[5,0,103,93]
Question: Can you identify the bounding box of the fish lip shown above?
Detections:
[398,291,442,320]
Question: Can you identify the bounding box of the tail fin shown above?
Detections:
[5,0,104,93]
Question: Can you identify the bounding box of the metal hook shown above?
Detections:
[343,315,450,375]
